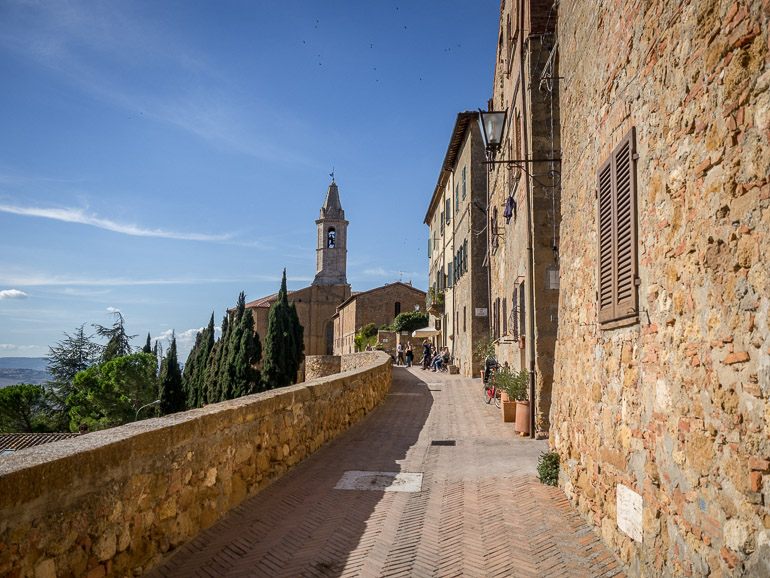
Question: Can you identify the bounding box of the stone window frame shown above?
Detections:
[596,127,640,329]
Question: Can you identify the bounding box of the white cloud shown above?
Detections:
[0,270,300,288]
[0,203,231,242]
[0,344,41,351]
[0,289,28,300]
[152,326,222,362]
[363,267,389,276]
[106,306,120,313]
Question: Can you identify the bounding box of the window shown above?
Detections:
[462,166,467,199]
[455,184,460,213]
[448,262,454,288]
[519,281,526,337]
[502,298,507,335]
[512,287,519,339]
[597,127,639,327]
[441,212,445,234]
[327,228,336,248]
[428,237,432,257]
[463,239,468,272]
[445,199,451,224]
[463,306,467,332]
[395,302,401,317]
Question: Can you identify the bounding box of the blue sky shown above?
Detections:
[0,0,499,362]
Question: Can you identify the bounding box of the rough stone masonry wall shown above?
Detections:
[0,352,392,578]
[552,0,770,575]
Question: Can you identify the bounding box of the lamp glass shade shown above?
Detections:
[479,110,506,151]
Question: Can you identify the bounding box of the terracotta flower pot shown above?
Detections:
[502,399,516,422]
[515,400,530,434]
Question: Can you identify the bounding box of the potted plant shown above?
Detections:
[512,369,530,435]
[427,288,444,316]
[494,368,518,422]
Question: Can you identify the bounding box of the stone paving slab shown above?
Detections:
[147,367,625,577]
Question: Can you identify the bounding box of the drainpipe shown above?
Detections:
[520,4,537,439]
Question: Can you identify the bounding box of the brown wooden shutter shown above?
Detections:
[597,127,638,325]
[519,281,526,337]
[614,128,638,320]
[502,298,508,335]
[597,156,615,323]
[512,287,519,339]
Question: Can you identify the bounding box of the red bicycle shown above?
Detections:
[483,368,501,408]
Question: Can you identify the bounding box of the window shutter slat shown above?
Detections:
[613,129,638,319]
[597,158,615,323]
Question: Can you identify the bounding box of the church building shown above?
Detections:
[245,179,424,358]
[244,179,351,356]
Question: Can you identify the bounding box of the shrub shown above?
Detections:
[537,451,560,486]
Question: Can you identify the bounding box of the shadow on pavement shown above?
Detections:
[148,366,433,577]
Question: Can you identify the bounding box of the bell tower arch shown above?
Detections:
[313,178,348,285]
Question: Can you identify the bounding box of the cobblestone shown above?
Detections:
[148,367,625,577]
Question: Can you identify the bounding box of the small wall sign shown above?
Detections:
[475,308,488,317]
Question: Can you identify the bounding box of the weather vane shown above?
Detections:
[329,166,335,182]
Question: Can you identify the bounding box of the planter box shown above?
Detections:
[502,400,516,422]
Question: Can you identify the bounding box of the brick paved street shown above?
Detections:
[148,368,625,577]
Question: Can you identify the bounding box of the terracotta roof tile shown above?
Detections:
[0,433,80,454]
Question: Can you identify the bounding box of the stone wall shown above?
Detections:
[0,352,392,578]
[553,0,769,575]
[304,355,341,380]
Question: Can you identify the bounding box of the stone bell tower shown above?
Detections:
[313,178,348,285]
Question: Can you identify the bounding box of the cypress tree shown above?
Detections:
[206,314,228,403]
[159,333,185,415]
[142,333,152,354]
[232,307,261,397]
[263,270,302,389]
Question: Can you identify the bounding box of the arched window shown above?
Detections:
[327,228,336,248]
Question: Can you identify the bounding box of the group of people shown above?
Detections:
[420,340,450,372]
[395,342,415,366]
[388,339,451,371]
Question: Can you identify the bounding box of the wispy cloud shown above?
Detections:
[0,203,231,241]
[0,344,41,352]
[106,306,120,313]
[363,267,389,276]
[0,271,297,287]
[0,289,28,300]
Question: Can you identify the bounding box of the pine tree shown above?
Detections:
[159,333,185,415]
[142,333,152,354]
[263,270,302,389]
[94,311,136,361]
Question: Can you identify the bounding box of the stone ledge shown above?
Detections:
[0,352,392,577]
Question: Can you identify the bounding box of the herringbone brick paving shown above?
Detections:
[148,367,625,577]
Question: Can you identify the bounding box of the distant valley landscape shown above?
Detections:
[0,357,50,388]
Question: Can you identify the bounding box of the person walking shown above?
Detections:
[422,339,431,370]
[397,343,405,366]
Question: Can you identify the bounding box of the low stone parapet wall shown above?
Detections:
[0,352,391,578]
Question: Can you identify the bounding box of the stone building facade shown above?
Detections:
[425,111,490,377]
[487,0,560,437]
[246,180,351,356]
[550,0,770,575]
[332,282,426,355]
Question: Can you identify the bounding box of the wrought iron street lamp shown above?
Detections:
[478,109,507,155]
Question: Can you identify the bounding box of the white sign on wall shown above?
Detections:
[475,308,488,317]
[617,484,643,542]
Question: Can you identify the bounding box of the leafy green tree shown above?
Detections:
[158,333,185,415]
[67,353,158,431]
[392,311,429,333]
[263,270,303,389]
[142,333,152,354]
[94,311,136,362]
[45,324,100,429]
[0,384,51,433]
